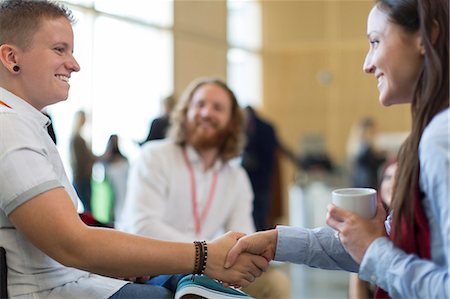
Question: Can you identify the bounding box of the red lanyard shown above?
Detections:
[182,147,219,235]
[0,101,11,108]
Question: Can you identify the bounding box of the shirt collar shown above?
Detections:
[0,87,50,129]
[184,144,224,172]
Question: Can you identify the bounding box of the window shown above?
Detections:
[227,0,262,108]
[49,1,173,178]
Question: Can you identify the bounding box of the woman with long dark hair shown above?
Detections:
[226,0,449,298]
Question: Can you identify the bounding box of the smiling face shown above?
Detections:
[15,16,80,110]
[363,6,424,106]
[186,83,232,150]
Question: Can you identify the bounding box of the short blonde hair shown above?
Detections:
[167,77,245,161]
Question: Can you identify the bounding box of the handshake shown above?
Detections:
[204,229,278,287]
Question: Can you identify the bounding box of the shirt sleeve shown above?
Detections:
[0,114,61,216]
[274,225,359,272]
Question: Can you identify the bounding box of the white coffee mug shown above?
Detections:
[331,188,377,219]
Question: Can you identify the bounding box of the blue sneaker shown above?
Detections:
[175,274,254,299]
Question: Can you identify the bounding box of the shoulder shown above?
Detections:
[152,116,169,125]
[1,108,24,127]
[420,108,449,154]
[139,139,179,160]
[141,139,177,152]
[419,108,449,188]
[0,110,42,152]
[224,158,251,181]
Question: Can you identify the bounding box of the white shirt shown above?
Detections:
[0,87,127,298]
[118,140,255,242]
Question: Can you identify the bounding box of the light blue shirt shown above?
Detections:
[275,108,449,298]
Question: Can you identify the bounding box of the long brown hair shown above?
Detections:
[167,77,245,161]
[375,0,449,240]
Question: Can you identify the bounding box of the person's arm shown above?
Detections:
[9,187,267,286]
[120,145,194,242]
[226,226,360,272]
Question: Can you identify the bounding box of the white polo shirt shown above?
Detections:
[0,87,127,298]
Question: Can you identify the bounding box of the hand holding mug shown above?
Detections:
[327,188,387,263]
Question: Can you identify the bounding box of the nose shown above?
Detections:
[199,104,213,118]
[67,54,81,73]
[363,52,374,74]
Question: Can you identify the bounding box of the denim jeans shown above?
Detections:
[109,283,173,299]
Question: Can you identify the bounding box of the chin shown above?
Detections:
[378,95,393,107]
[59,91,70,101]
[379,96,411,107]
[49,95,68,105]
[380,100,393,107]
[378,90,400,107]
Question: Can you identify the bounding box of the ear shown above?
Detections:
[417,20,440,55]
[0,44,20,73]
[430,20,440,45]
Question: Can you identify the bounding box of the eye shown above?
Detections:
[54,47,65,54]
[192,100,204,109]
[213,103,224,112]
[369,39,379,48]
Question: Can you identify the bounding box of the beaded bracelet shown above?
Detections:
[200,240,208,274]
[193,240,208,275]
[193,241,202,274]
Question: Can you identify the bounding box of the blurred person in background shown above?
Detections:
[119,77,290,299]
[140,94,176,145]
[241,105,279,231]
[347,117,386,189]
[242,105,298,231]
[101,134,129,224]
[70,110,97,212]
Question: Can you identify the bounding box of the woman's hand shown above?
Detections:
[225,229,278,268]
[205,231,269,287]
[326,199,387,263]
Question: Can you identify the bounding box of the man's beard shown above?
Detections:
[186,119,230,150]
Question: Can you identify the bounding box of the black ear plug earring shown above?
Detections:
[13,65,20,72]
